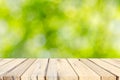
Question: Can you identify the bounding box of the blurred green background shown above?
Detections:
[0,0,120,58]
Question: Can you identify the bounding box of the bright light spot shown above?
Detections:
[109,20,120,35]
[6,31,22,45]
[58,25,74,40]
[25,34,46,52]
[40,50,51,58]
[89,13,101,27]
[33,34,46,47]
[0,0,4,5]
[64,6,77,18]
[105,3,117,17]
[0,20,8,35]
[59,0,77,19]
[5,0,23,12]
[113,37,120,51]
[73,37,89,49]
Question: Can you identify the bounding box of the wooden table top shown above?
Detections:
[0,59,119,80]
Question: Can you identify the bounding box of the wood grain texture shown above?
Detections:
[46,59,57,80]
[0,59,120,80]
[89,59,120,79]
[68,59,100,80]
[4,59,35,80]
[80,59,116,80]
[56,59,78,80]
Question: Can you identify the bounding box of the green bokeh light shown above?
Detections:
[0,0,120,58]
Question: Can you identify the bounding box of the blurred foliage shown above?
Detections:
[0,0,120,58]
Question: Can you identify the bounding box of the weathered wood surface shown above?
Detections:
[0,59,119,80]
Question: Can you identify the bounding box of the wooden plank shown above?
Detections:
[102,59,120,68]
[0,59,26,80]
[113,59,120,62]
[0,59,3,62]
[80,59,116,80]
[89,59,120,79]
[0,59,26,75]
[0,58,119,80]
[68,59,100,80]
[56,59,78,80]
[46,59,57,80]
[4,59,36,80]
[21,59,48,80]
[46,59,78,80]
[0,59,13,66]
[36,59,48,80]
[111,59,120,65]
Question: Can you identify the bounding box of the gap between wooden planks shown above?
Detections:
[0,59,120,80]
